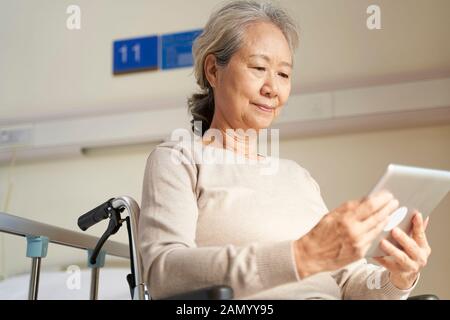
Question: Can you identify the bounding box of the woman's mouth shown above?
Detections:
[252,103,274,113]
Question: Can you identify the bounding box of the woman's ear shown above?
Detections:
[204,54,218,88]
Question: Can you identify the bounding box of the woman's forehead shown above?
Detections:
[238,22,292,64]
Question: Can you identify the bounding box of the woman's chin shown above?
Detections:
[247,117,273,131]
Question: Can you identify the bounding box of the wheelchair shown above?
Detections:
[77,196,233,300]
[78,196,438,300]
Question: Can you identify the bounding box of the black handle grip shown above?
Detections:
[77,198,114,231]
[163,285,234,300]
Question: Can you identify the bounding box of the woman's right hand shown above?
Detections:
[293,190,399,279]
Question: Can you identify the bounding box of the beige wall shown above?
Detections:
[280,124,450,299]
[1,123,449,298]
[2,0,450,122]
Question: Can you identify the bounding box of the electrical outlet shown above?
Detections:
[0,126,33,149]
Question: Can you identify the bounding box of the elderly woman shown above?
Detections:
[138,0,431,300]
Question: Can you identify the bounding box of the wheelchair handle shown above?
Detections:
[77,198,115,231]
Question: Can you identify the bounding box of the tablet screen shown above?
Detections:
[365,164,450,257]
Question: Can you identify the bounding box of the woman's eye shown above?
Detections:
[253,67,266,71]
[279,72,289,79]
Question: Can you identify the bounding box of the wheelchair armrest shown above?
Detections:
[407,294,439,300]
[162,285,234,300]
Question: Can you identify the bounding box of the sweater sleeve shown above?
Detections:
[138,145,299,299]
[331,259,418,300]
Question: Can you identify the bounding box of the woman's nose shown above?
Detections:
[261,74,279,98]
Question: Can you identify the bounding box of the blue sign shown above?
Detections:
[113,35,158,74]
[161,29,202,70]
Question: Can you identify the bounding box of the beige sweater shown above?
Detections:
[138,133,416,299]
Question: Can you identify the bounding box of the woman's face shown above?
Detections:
[206,21,293,132]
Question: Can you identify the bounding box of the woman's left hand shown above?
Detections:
[374,211,431,290]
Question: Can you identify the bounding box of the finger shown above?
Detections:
[391,227,421,261]
[356,190,394,220]
[373,256,398,271]
[412,212,429,248]
[360,214,391,249]
[361,198,399,232]
[380,239,417,271]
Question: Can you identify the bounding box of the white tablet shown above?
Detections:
[366,164,450,258]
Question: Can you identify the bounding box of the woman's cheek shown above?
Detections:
[274,105,283,118]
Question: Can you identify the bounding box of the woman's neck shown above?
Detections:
[205,118,262,160]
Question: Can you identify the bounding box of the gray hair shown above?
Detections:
[187,0,300,135]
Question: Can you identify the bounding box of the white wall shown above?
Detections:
[1,124,449,298]
[2,0,450,123]
[0,142,159,279]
